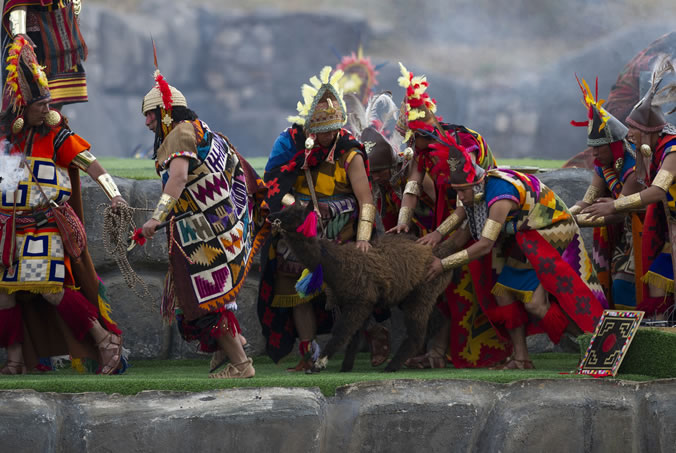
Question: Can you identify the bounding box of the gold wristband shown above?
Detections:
[281,193,296,207]
[403,180,421,197]
[152,193,178,222]
[441,249,469,271]
[397,206,412,226]
[613,192,642,212]
[72,150,98,171]
[8,8,27,37]
[481,219,502,241]
[356,220,373,241]
[582,185,602,204]
[436,212,461,236]
[568,205,582,215]
[651,169,674,192]
[575,213,606,227]
[96,173,121,200]
[359,203,377,224]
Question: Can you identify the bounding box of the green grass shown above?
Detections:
[0,352,657,396]
[98,157,565,181]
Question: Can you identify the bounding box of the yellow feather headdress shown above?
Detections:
[288,66,348,133]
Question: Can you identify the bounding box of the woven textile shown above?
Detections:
[156,120,269,322]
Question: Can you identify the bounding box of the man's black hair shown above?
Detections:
[151,105,199,159]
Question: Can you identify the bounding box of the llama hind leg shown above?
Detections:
[314,303,371,371]
[340,329,362,372]
[385,297,434,372]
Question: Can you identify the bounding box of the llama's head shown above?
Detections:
[267,201,315,235]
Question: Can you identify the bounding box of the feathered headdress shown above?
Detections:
[3,36,49,113]
[571,75,628,146]
[428,128,482,187]
[345,91,408,171]
[141,40,188,135]
[626,55,676,133]
[395,62,440,144]
[287,66,347,134]
[336,46,379,105]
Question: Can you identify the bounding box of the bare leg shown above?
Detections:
[0,292,25,372]
[293,302,317,342]
[648,283,668,321]
[495,293,530,362]
[209,317,254,379]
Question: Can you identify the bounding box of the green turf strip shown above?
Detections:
[0,353,657,396]
[95,157,565,181]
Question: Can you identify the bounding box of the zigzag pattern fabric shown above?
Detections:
[156,120,268,321]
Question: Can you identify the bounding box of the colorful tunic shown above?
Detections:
[258,125,366,362]
[1,127,88,293]
[641,131,676,297]
[2,0,88,105]
[474,169,606,337]
[591,145,639,309]
[417,124,510,368]
[0,124,122,370]
[156,120,268,351]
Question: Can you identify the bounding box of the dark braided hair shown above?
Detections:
[151,105,199,159]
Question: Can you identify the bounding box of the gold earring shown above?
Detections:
[11,116,24,134]
[45,110,62,127]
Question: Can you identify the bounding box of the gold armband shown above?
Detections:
[582,185,602,204]
[403,180,421,197]
[152,193,178,222]
[481,219,502,241]
[397,206,412,226]
[72,150,97,171]
[651,169,674,192]
[441,249,469,271]
[356,203,376,241]
[568,205,582,215]
[96,173,121,200]
[436,212,461,236]
[8,8,26,37]
[281,193,296,207]
[575,213,606,227]
[613,192,642,212]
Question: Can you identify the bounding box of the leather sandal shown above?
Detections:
[96,332,122,375]
[366,324,390,367]
[491,356,535,370]
[209,357,255,379]
[404,352,446,369]
[209,338,250,373]
[0,360,28,375]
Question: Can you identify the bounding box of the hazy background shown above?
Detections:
[64,0,676,161]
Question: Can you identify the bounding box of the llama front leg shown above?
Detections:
[340,329,363,372]
[313,303,371,372]
[385,297,433,372]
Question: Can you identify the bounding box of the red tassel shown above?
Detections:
[56,289,98,341]
[570,120,589,127]
[540,303,569,344]
[296,210,318,237]
[0,305,23,347]
[132,228,146,246]
[486,302,528,329]
[211,309,242,339]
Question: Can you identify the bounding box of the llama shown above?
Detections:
[268,202,456,372]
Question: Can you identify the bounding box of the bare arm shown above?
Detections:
[346,153,374,251]
[426,199,515,281]
[569,173,607,214]
[142,157,189,239]
[387,155,424,233]
[84,160,126,208]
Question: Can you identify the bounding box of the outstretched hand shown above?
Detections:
[386,224,410,234]
[111,196,127,212]
[417,230,442,247]
[425,257,444,282]
[581,197,615,220]
[356,240,371,253]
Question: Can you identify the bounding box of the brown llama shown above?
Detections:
[268,202,456,372]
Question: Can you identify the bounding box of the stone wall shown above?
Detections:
[1,379,675,452]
